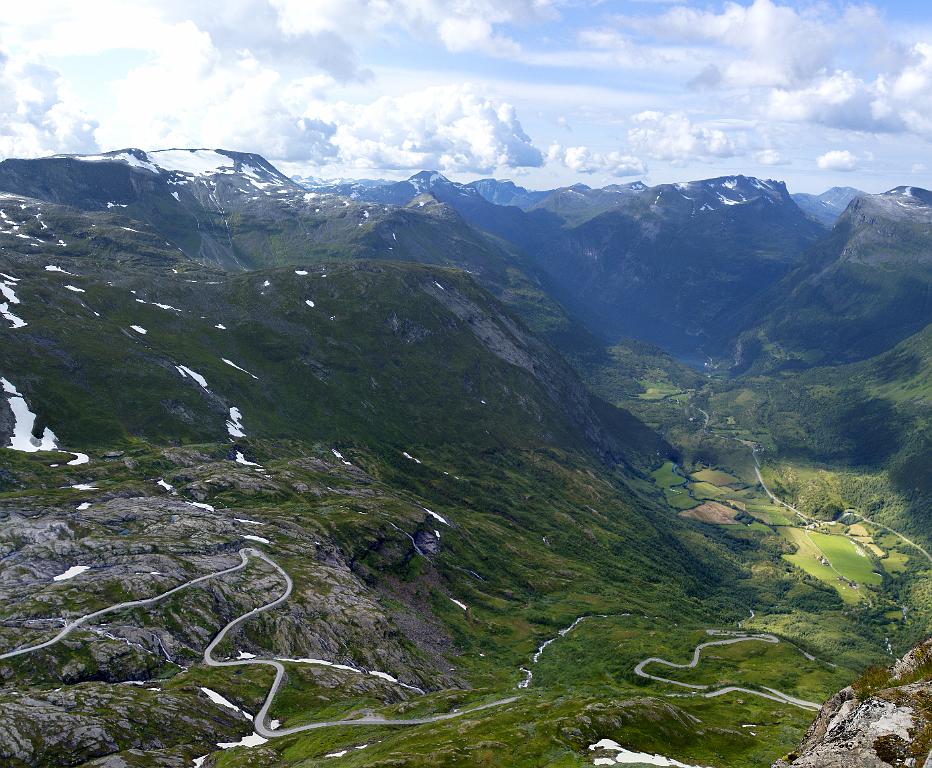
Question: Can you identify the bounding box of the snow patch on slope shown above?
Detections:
[227,407,245,437]
[1,273,26,328]
[588,739,713,767]
[1,377,59,451]
[176,365,209,389]
[52,565,90,582]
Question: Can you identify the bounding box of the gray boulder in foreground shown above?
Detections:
[775,638,931,768]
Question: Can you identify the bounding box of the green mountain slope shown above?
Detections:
[0,194,665,468]
[0,188,807,768]
[732,186,932,372]
[0,151,581,350]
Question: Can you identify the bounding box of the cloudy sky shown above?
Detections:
[1,0,931,192]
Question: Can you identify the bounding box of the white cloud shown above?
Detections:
[755,149,787,166]
[0,1,180,58]
[627,111,739,163]
[94,32,337,162]
[888,42,932,138]
[605,1,932,144]
[314,85,543,173]
[437,17,521,57]
[765,71,902,133]
[761,43,932,139]
[913,163,927,174]
[548,144,646,176]
[1,15,542,176]
[816,150,858,172]
[0,51,97,159]
[99,46,541,173]
[1,0,562,88]
[0,3,551,173]
[269,0,559,58]
[612,0,840,89]
[0,1,367,82]
[546,27,695,71]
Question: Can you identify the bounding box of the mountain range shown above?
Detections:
[0,147,929,768]
[298,167,928,368]
[8,151,918,375]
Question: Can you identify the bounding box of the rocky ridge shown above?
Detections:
[775,638,932,767]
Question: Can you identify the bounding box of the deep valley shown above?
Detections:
[0,149,929,768]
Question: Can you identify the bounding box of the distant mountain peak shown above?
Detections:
[408,170,451,192]
[650,174,789,213]
[839,185,932,231]
[823,185,863,195]
[884,185,932,205]
[408,169,444,179]
[467,178,550,208]
[792,185,865,227]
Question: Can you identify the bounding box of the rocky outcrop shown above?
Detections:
[775,639,931,768]
[0,682,244,768]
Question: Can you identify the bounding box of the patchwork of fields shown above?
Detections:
[649,454,921,611]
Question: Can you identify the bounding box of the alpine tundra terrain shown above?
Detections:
[0,149,929,768]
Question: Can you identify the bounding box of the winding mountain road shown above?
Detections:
[0,547,517,737]
[634,630,821,711]
[0,549,254,661]
[515,609,825,713]
[202,549,518,736]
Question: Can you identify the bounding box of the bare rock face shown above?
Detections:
[774,639,932,768]
[413,528,441,556]
[0,683,244,767]
[892,638,932,682]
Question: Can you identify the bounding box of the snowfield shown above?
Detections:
[222,358,259,379]
[52,565,90,582]
[176,365,209,389]
[150,149,237,176]
[2,377,59,451]
[227,407,246,437]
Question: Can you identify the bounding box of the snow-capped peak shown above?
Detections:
[66,149,160,174]
[63,148,293,191]
[408,170,450,193]
[885,186,931,205]
[148,149,238,176]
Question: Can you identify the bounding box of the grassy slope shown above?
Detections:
[1,198,811,768]
[1,177,927,766]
